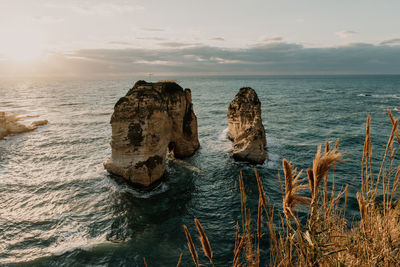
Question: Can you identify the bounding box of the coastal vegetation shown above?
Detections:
[182,110,400,266]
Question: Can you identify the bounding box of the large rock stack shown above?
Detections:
[227,87,266,164]
[104,80,200,186]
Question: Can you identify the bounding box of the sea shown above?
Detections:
[0,75,399,266]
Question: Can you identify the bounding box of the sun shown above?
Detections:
[0,26,46,63]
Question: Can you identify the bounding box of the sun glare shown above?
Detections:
[0,27,46,63]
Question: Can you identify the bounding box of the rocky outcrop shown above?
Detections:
[227,87,266,164]
[0,112,48,139]
[104,80,200,186]
[0,112,6,139]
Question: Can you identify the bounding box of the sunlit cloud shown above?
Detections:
[380,38,400,46]
[24,42,399,76]
[251,42,301,50]
[135,60,176,65]
[108,41,134,46]
[209,37,225,41]
[251,36,284,48]
[2,40,400,76]
[262,37,283,42]
[141,28,166,32]
[158,42,202,48]
[183,55,207,62]
[137,37,167,41]
[335,30,358,39]
[210,57,244,64]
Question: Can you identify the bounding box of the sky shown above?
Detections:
[0,0,400,76]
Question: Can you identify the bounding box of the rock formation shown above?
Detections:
[0,112,6,139]
[104,80,200,186]
[0,112,48,139]
[227,87,266,164]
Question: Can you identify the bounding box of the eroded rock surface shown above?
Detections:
[227,87,266,164]
[104,80,200,186]
[0,112,48,139]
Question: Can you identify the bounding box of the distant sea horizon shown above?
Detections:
[1,73,400,80]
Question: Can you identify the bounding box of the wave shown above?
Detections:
[357,93,372,97]
[0,230,112,265]
[117,182,169,199]
[203,127,232,153]
[358,93,400,98]
[59,103,85,106]
[218,127,229,141]
[50,234,110,256]
[168,155,202,174]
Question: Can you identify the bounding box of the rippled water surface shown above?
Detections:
[1,75,399,266]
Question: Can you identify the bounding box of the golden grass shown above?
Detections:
[181,111,400,266]
[176,253,183,267]
[194,218,215,266]
[184,225,199,267]
[282,159,310,221]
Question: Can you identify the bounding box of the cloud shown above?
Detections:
[141,28,166,32]
[135,60,176,65]
[158,42,202,48]
[251,37,284,47]
[335,31,358,38]
[210,57,244,64]
[109,41,134,46]
[380,38,400,46]
[137,37,167,41]
[69,42,400,74]
[3,42,400,76]
[209,37,225,41]
[183,55,207,62]
[72,3,144,15]
[261,37,283,42]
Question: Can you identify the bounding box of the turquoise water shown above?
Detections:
[0,75,399,266]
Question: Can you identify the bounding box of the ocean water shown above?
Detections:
[0,75,399,266]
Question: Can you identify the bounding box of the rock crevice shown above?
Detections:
[104,81,200,186]
[227,87,266,164]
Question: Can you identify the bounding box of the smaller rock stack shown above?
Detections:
[0,112,7,139]
[0,112,48,139]
[227,87,266,164]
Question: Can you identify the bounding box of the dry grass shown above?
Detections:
[194,218,215,267]
[184,225,199,267]
[182,111,400,266]
[176,252,183,267]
